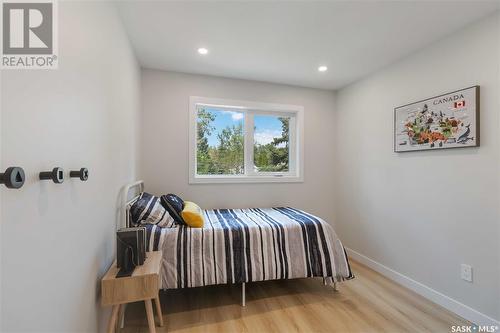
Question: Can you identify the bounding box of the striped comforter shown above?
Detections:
[144,207,353,289]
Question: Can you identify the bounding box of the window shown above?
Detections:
[196,108,245,176]
[254,114,291,173]
[189,97,303,183]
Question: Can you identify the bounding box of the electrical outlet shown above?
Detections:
[461,264,473,282]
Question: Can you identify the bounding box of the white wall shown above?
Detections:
[140,70,337,224]
[334,13,499,323]
[0,62,3,331]
[0,2,140,332]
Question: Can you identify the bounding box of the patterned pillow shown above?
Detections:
[129,192,175,228]
[160,194,185,225]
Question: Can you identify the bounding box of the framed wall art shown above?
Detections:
[394,86,479,152]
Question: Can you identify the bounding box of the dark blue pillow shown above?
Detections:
[160,194,185,225]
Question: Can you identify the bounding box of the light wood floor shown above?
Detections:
[121,260,469,332]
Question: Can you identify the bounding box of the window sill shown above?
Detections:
[189,175,304,184]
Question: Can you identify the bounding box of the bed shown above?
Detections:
[120,181,354,304]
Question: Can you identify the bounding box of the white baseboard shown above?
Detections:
[345,247,499,327]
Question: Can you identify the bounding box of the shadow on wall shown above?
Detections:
[395,146,480,159]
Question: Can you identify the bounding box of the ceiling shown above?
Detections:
[116,1,499,90]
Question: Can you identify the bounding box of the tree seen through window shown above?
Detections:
[196,108,290,175]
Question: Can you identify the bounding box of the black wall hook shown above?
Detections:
[0,167,25,189]
[70,168,88,181]
[39,167,64,184]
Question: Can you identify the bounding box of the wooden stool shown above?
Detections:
[102,251,164,333]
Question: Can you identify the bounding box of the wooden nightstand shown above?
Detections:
[102,251,164,333]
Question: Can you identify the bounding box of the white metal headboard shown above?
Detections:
[119,180,144,230]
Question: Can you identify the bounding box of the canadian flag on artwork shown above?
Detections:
[454,100,466,108]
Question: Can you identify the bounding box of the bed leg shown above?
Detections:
[242,282,246,307]
[333,281,338,291]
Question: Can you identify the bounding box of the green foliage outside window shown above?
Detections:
[196,108,290,175]
[254,117,289,172]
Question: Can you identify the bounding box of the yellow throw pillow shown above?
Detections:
[181,201,204,228]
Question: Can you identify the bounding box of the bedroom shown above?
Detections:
[0,1,499,332]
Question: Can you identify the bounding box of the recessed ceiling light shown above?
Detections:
[198,47,208,55]
[318,65,328,72]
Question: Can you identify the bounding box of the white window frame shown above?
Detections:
[189,96,304,184]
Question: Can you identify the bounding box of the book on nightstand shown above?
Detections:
[116,227,146,277]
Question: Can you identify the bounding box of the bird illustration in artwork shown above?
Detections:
[456,124,473,144]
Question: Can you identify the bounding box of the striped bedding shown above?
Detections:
[144,207,354,289]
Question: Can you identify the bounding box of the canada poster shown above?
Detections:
[394,86,479,152]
